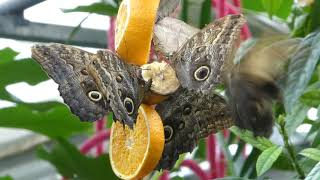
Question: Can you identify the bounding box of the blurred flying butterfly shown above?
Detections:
[155,88,232,170]
[31,44,150,128]
[224,37,302,137]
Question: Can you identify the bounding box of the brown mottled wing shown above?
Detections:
[171,14,245,92]
[31,43,110,121]
[94,50,149,128]
[155,89,232,170]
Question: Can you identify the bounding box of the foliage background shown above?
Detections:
[0,0,320,179]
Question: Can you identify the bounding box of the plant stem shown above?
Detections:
[95,118,105,155]
[211,0,251,39]
[80,130,111,154]
[279,119,305,179]
[232,0,240,7]
[181,160,209,180]
[108,16,116,51]
[206,135,217,178]
[159,170,169,180]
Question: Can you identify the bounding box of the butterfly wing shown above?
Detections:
[171,14,246,92]
[31,43,110,121]
[156,0,181,22]
[155,89,232,170]
[153,17,199,58]
[225,37,302,137]
[96,50,149,128]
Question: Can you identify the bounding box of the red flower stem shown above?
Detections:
[217,0,226,18]
[181,160,210,180]
[206,135,216,178]
[218,150,225,177]
[80,129,111,154]
[159,170,170,180]
[212,0,251,40]
[95,119,105,155]
[108,16,116,51]
[215,140,221,178]
[218,130,229,177]
[232,0,240,7]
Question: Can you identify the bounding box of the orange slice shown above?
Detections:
[115,0,160,65]
[110,104,164,180]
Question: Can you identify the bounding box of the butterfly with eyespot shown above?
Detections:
[150,15,245,170]
[155,88,232,170]
[31,43,150,128]
[159,14,246,92]
[153,14,306,138]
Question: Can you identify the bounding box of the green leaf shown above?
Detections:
[283,32,320,113]
[301,90,320,107]
[285,103,309,134]
[67,14,90,43]
[180,0,189,23]
[241,0,264,12]
[199,0,211,28]
[0,104,91,138]
[229,126,275,151]
[300,148,320,161]
[261,0,283,18]
[272,154,294,171]
[0,57,48,101]
[306,0,320,35]
[256,146,283,176]
[232,140,246,161]
[312,129,320,147]
[240,148,260,177]
[242,0,293,20]
[63,2,118,16]
[37,138,117,180]
[305,162,320,180]
[194,138,206,160]
[0,48,18,65]
[0,176,14,180]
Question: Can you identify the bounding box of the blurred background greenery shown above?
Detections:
[0,0,320,179]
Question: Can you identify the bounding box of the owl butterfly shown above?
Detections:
[224,37,302,137]
[154,14,246,92]
[31,44,149,128]
[155,88,232,170]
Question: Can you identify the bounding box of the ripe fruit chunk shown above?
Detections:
[115,0,160,65]
[110,104,164,180]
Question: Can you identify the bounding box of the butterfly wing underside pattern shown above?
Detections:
[155,89,232,170]
[32,44,148,127]
[31,44,110,121]
[94,50,149,127]
[171,14,246,92]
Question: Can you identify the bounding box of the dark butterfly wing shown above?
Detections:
[225,38,301,137]
[171,14,246,92]
[31,43,110,121]
[155,88,232,170]
[95,50,149,128]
